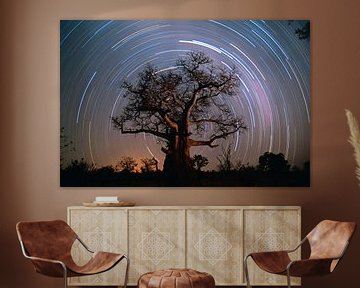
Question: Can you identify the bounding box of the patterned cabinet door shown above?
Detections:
[243,208,301,286]
[128,209,186,284]
[68,208,128,286]
[187,209,243,285]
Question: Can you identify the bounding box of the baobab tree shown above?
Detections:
[112,51,247,179]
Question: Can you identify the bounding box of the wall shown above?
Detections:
[1,0,360,287]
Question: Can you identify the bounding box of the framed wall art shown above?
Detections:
[60,20,310,187]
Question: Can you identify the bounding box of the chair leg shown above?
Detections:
[286,269,291,288]
[62,264,68,288]
[123,255,130,288]
[244,255,252,288]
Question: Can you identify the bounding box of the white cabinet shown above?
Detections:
[128,209,186,284]
[68,206,300,286]
[186,209,242,285]
[243,209,301,285]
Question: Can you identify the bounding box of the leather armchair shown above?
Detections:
[244,220,356,288]
[16,220,129,288]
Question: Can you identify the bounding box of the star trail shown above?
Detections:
[60,20,310,171]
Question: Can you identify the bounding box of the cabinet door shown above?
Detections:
[68,208,127,286]
[187,209,243,285]
[128,209,186,284]
[243,209,301,286]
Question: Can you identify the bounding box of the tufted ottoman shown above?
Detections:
[138,268,215,288]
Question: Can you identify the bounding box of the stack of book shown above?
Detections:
[93,196,119,204]
[83,196,135,207]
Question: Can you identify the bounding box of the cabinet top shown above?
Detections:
[68,205,301,210]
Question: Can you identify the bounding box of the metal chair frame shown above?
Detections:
[18,227,129,288]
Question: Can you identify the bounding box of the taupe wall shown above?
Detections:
[1,0,360,287]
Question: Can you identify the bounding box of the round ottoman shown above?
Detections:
[138,268,215,288]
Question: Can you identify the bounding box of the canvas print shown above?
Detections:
[60,20,310,187]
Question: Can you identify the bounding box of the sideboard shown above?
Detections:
[67,206,301,286]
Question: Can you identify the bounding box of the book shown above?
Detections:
[93,201,119,204]
[95,196,118,202]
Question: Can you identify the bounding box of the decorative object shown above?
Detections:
[68,206,300,286]
[138,268,215,288]
[16,220,129,288]
[244,220,356,288]
[61,20,310,187]
[83,195,135,206]
[346,109,360,185]
[83,201,135,207]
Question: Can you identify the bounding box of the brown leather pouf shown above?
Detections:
[138,268,215,288]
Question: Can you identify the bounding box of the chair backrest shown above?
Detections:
[307,220,356,262]
[16,220,77,261]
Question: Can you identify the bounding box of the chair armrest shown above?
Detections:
[25,255,65,266]
[25,255,67,277]
[285,237,307,253]
[245,236,306,258]
[19,240,67,277]
[247,250,290,258]
[76,236,94,253]
[287,258,336,277]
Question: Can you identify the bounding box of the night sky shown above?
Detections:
[60,20,310,171]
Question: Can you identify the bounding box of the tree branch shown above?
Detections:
[161,112,178,131]
[112,117,171,140]
[188,120,247,148]
[188,138,219,148]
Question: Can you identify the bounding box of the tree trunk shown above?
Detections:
[162,132,195,185]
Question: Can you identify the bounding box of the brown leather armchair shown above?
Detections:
[244,220,356,288]
[16,220,129,288]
